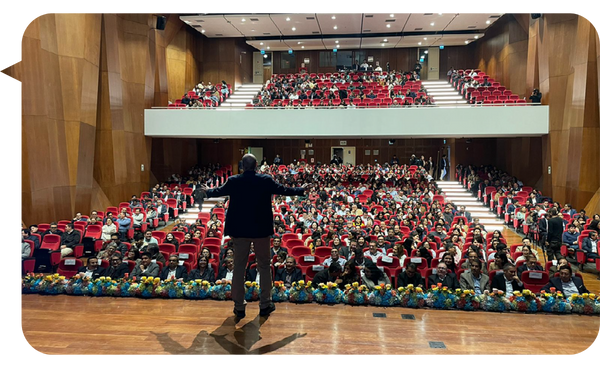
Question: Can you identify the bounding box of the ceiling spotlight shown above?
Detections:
[201,29,206,33]
[381,43,385,46]
[424,37,427,40]
[438,13,443,15]
[241,18,246,22]
[383,38,388,42]
[267,46,270,49]
[418,42,422,45]
[390,14,394,17]
[333,25,338,30]
[465,40,469,44]
[430,22,435,26]
[301,46,305,49]
[286,17,291,21]
[263,54,268,58]
[486,20,491,24]
[332,16,336,20]
[386,24,391,28]
[335,40,339,43]
[424,50,428,54]
[298,41,302,44]
[292,27,296,31]
[260,42,263,45]
[251,30,255,32]
[474,35,479,39]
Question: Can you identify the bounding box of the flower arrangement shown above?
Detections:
[22,273,44,294]
[88,276,114,297]
[108,279,134,297]
[343,282,369,306]
[540,288,572,314]
[480,290,511,312]
[210,279,232,300]
[271,281,289,303]
[136,276,160,298]
[244,281,260,301]
[455,289,481,311]
[184,279,212,299]
[398,285,426,308]
[157,278,185,299]
[569,293,600,315]
[426,284,457,309]
[289,280,314,303]
[65,274,91,296]
[368,284,399,307]
[313,282,343,304]
[510,290,542,313]
[38,274,67,295]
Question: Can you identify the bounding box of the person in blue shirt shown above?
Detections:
[116,213,132,241]
[562,223,579,249]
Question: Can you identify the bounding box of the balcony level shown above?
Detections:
[144,105,548,139]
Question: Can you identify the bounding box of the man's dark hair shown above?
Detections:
[406,263,418,271]
[87,256,98,265]
[558,264,572,275]
[328,261,342,273]
[470,258,482,268]
[141,252,152,259]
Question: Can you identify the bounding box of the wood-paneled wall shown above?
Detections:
[15,14,209,225]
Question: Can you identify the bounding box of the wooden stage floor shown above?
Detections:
[21,228,600,355]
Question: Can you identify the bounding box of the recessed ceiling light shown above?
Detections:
[292,27,296,31]
[438,13,443,15]
[267,46,270,49]
[263,54,268,58]
[251,30,255,32]
[418,42,422,45]
[201,29,206,33]
[298,41,301,44]
[465,40,469,44]
[333,25,338,30]
[260,42,263,45]
[424,37,427,40]
[424,50,428,54]
[383,38,388,42]
[421,55,424,58]
[286,17,291,21]
[474,35,479,39]
[390,14,394,17]
[486,20,491,24]
[301,46,305,49]
[241,18,246,22]
[332,16,336,20]
[430,22,435,26]
[335,40,339,43]
[386,24,391,28]
[381,43,385,46]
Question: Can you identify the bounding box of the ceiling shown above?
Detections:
[179,13,503,50]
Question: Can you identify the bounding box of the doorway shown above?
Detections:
[331,146,356,166]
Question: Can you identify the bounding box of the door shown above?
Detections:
[253,52,264,84]
[248,147,263,163]
[331,147,356,166]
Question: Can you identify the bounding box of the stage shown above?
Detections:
[21,294,599,354]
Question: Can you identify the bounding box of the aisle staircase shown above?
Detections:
[219,84,263,109]
[436,181,505,232]
[422,81,467,106]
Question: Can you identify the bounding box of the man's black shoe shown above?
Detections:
[233,308,246,319]
[259,303,276,317]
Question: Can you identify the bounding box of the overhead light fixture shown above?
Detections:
[390,14,394,17]
[201,29,206,33]
[301,46,305,49]
[332,16,336,20]
[438,13,443,15]
[286,17,291,21]
[267,46,270,49]
[465,40,469,44]
[418,42,422,45]
[430,22,435,26]
[383,38,388,42]
[292,27,296,31]
[263,54,268,58]
[260,42,264,45]
[424,50,428,54]
[333,25,338,30]
[298,41,302,44]
[381,43,385,46]
[241,18,246,22]
[251,29,255,32]
[424,37,427,40]
[474,35,479,39]
[386,24,391,28]
[486,20,491,24]
[335,40,339,43]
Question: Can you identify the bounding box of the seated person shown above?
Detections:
[459,258,489,295]
[396,263,424,288]
[515,238,539,258]
[218,257,235,282]
[365,241,384,262]
[323,248,347,267]
[581,231,599,261]
[275,256,303,288]
[160,254,188,281]
[270,236,288,258]
[488,252,510,272]
[515,245,534,263]
[490,263,524,297]
[428,262,459,289]
[542,265,589,298]
[312,261,343,285]
[60,223,81,258]
[461,250,488,274]
[517,255,543,278]
[361,260,391,290]
[116,212,132,241]
[104,254,130,280]
[562,224,579,250]
[188,256,215,283]
[338,260,360,287]
[130,252,160,278]
[77,256,105,280]
[132,208,145,230]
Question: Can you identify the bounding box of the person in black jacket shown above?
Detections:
[396,263,424,288]
[517,255,544,277]
[202,154,307,319]
[104,254,130,280]
[160,255,188,281]
[60,223,81,258]
[188,256,216,283]
[428,262,459,289]
[77,256,105,280]
[274,257,304,288]
[490,264,524,297]
[546,208,564,260]
[311,260,343,285]
[541,265,589,298]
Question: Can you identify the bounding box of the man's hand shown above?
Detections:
[301,183,312,190]
[200,184,210,192]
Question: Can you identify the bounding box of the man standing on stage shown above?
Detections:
[201,154,308,319]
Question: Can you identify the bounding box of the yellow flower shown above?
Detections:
[386,284,392,290]
[291,282,297,287]
[589,293,596,299]
[59,276,65,280]
[398,287,405,292]
[332,283,338,288]
[375,285,382,290]
[352,282,359,288]
[54,273,60,277]
[245,281,251,287]
[298,280,305,286]
[306,281,312,288]
[416,287,423,293]
[523,290,531,296]
[455,288,462,294]
[345,284,351,290]
[582,293,589,298]
[141,276,147,281]
[106,277,111,281]
[252,282,258,287]
[407,284,414,289]
[99,276,106,281]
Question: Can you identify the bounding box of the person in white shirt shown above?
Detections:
[323,248,347,267]
[365,241,384,263]
[132,208,144,229]
[101,218,117,241]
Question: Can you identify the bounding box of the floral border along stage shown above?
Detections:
[244,281,260,301]
[21,276,600,315]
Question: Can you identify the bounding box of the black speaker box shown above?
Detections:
[157,16,167,30]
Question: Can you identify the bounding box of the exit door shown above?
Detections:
[331,146,356,166]
[253,52,264,84]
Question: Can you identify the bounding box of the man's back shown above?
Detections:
[547,216,563,242]
[207,171,304,238]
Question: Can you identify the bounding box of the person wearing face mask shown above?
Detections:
[490,264,524,297]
